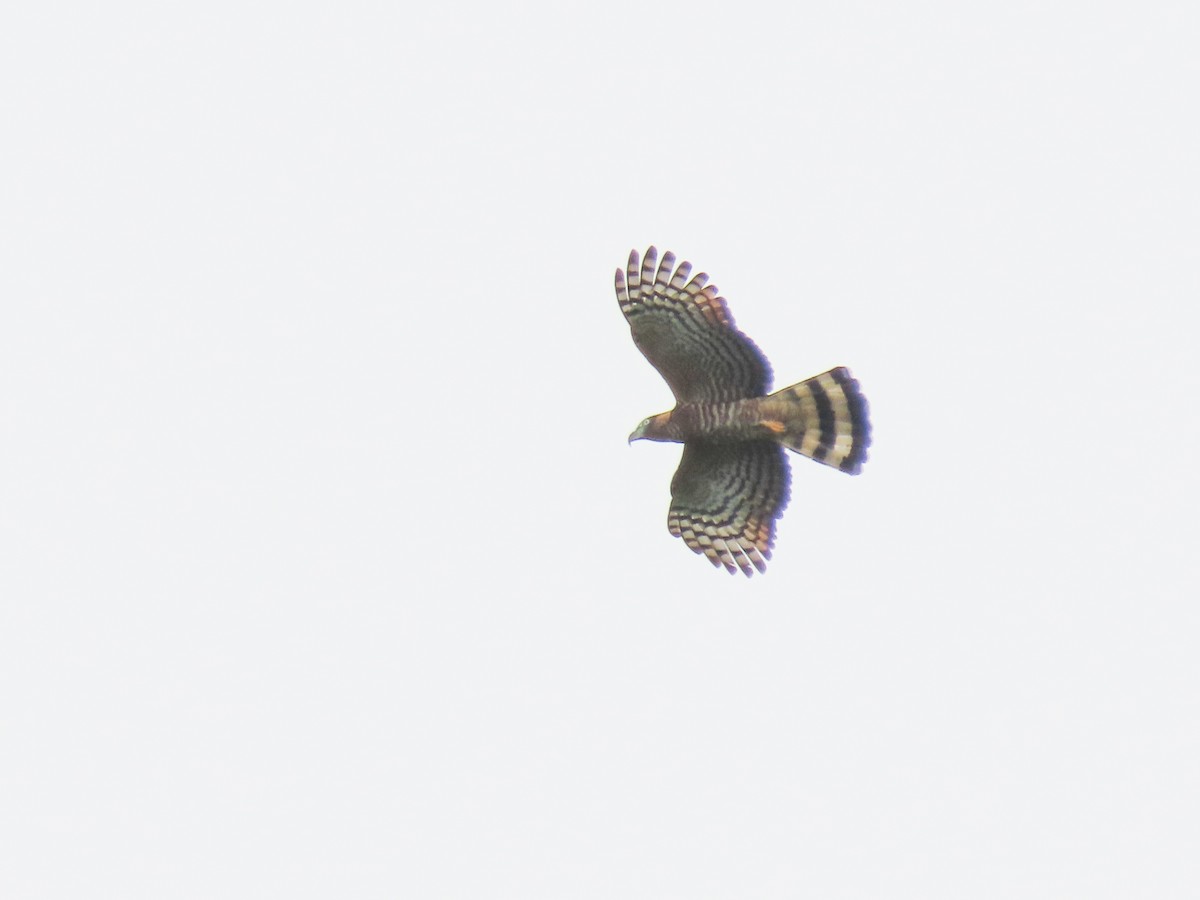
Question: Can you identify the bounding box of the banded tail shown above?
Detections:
[764,367,871,474]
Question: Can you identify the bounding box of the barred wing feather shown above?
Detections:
[615,246,772,403]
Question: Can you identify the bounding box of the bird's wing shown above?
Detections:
[668,440,791,576]
[615,246,772,403]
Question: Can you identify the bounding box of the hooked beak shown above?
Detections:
[628,421,648,445]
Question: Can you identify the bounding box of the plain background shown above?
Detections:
[2,2,1198,897]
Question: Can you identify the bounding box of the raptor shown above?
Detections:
[617,246,871,576]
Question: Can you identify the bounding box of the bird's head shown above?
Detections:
[628,411,677,444]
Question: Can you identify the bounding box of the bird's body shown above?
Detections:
[631,399,773,444]
[617,246,871,576]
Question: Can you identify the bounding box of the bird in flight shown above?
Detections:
[617,246,871,576]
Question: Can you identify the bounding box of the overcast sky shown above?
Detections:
[3,2,1198,898]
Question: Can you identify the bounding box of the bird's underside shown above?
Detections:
[616,246,871,576]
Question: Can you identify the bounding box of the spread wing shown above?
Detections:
[615,246,772,403]
[668,440,791,576]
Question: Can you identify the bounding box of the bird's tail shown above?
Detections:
[761,367,871,474]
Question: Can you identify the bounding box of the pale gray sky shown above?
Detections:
[3,2,1198,898]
